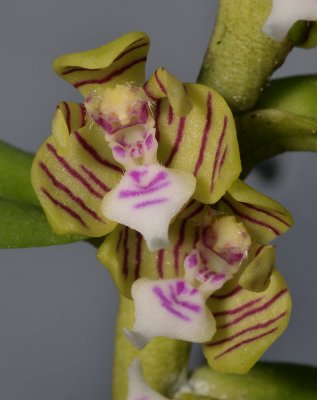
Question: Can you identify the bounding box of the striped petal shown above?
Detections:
[128,359,168,400]
[101,164,195,251]
[156,84,241,204]
[126,278,216,348]
[263,0,317,42]
[203,270,291,374]
[31,102,122,236]
[239,244,276,293]
[218,180,293,243]
[144,67,192,116]
[97,203,205,298]
[53,32,149,97]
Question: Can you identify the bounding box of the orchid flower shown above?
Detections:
[263,0,317,41]
[31,31,241,251]
[99,179,293,374]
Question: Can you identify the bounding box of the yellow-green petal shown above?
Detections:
[218,180,293,243]
[203,270,291,374]
[144,67,192,116]
[157,84,241,204]
[239,244,275,292]
[97,201,204,298]
[31,102,122,237]
[53,32,149,97]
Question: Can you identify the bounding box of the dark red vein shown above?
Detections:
[62,101,71,132]
[74,57,146,88]
[114,42,148,62]
[214,297,263,317]
[40,162,104,222]
[222,198,281,236]
[165,117,186,166]
[41,188,87,228]
[155,70,167,95]
[194,92,212,176]
[218,145,228,176]
[157,249,165,278]
[134,232,142,280]
[217,288,288,329]
[173,220,187,275]
[46,143,104,198]
[122,227,129,280]
[168,105,174,125]
[212,286,242,300]
[80,165,110,192]
[154,101,162,143]
[242,203,291,228]
[214,328,278,359]
[116,229,123,252]
[74,131,122,172]
[210,116,228,192]
[207,312,287,347]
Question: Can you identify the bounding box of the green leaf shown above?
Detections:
[237,109,317,176]
[188,362,317,400]
[0,140,39,205]
[0,198,83,248]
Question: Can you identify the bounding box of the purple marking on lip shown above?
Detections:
[129,169,148,183]
[152,286,191,321]
[176,280,185,295]
[186,253,198,268]
[169,284,201,313]
[133,197,168,209]
[113,145,126,158]
[145,133,154,150]
[119,181,170,198]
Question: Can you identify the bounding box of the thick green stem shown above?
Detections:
[198,0,292,112]
[113,295,191,400]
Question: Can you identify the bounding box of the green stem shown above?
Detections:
[198,0,292,112]
[113,295,191,400]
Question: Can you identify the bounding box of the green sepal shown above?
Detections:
[237,108,317,176]
[188,362,317,400]
[0,140,39,206]
[0,198,83,248]
[289,21,317,48]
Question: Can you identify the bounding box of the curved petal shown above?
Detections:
[53,32,149,97]
[239,244,275,292]
[218,180,293,243]
[126,278,216,348]
[156,84,241,204]
[97,204,204,297]
[203,270,291,374]
[31,102,122,236]
[101,164,196,251]
[144,67,192,116]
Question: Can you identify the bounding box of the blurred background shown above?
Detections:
[0,0,316,399]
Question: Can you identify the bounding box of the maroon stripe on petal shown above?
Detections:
[80,165,110,192]
[155,101,162,143]
[194,92,212,176]
[116,230,123,252]
[214,328,278,360]
[134,232,142,279]
[46,143,104,199]
[242,203,291,228]
[173,219,187,275]
[80,103,86,127]
[155,70,167,95]
[157,249,165,278]
[122,227,129,280]
[41,188,87,228]
[222,198,281,236]
[62,101,71,132]
[168,105,174,125]
[210,116,228,193]
[74,132,122,173]
[214,297,263,317]
[217,289,288,329]
[212,286,242,300]
[207,312,287,347]
[218,145,228,177]
[74,57,146,88]
[39,162,104,223]
[114,43,148,62]
[165,117,186,166]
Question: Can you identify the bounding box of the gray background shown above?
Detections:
[0,0,316,399]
